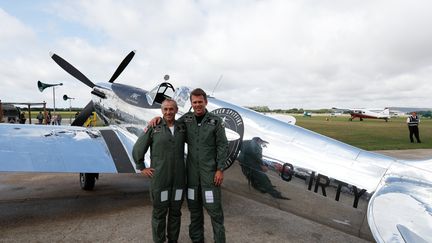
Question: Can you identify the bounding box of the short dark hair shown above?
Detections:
[161,98,178,109]
[190,88,207,102]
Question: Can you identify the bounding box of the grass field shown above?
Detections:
[295,115,432,151]
[26,111,77,119]
[21,111,431,151]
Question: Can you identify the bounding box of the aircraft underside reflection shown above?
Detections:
[224,162,372,234]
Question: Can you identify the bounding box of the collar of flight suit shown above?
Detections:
[194,109,209,124]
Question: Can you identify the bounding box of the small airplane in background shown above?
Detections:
[0,51,431,242]
[333,107,391,122]
[303,111,312,117]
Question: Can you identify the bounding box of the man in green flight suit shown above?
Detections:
[237,137,288,200]
[183,88,228,243]
[132,99,186,243]
[149,88,229,243]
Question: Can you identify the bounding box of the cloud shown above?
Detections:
[1,0,432,109]
[0,8,34,41]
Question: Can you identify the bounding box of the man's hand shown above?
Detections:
[148,117,162,127]
[214,170,224,186]
[141,168,155,178]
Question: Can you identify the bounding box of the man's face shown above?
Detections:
[191,95,207,116]
[162,101,178,123]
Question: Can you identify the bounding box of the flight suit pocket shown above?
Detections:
[171,187,184,207]
[152,188,170,207]
[187,186,198,201]
[202,186,221,208]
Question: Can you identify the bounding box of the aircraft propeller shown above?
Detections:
[108,50,136,83]
[71,101,95,126]
[51,50,136,88]
[51,51,137,126]
[50,52,96,89]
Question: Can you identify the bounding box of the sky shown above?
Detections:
[1,0,432,109]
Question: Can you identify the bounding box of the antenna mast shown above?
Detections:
[211,75,223,96]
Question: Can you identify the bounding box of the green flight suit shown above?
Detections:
[180,110,228,243]
[132,119,186,243]
[237,140,286,199]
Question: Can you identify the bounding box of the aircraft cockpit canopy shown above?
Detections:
[146,82,175,105]
[173,86,191,109]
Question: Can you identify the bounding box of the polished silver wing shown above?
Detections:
[0,124,138,173]
[265,113,296,124]
[368,159,432,243]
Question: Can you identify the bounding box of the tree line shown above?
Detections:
[246,106,332,114]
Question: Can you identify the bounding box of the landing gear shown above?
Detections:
[360,118,363,121]
[79,173,99,190]
[349,118,353,121]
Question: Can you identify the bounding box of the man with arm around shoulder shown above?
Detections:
[181,88,228,243]
[132,99,186,243]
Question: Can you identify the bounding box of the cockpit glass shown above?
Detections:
[146,85,159,104]
[173,86,191,113]
[146,82,175,105]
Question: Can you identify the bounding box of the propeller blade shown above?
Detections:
[50,52,96,88]
[108,50,136,83]
[71,101,95,126]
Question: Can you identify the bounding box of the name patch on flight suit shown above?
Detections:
[206,119,217,126]
[153,125,162,133]
[184,115,194,123]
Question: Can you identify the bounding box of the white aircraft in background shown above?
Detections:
[0,51,431,243]
[333,107,391,122]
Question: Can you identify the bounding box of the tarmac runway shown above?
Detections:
[0,149,430,242]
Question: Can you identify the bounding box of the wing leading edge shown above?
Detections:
[368,161,432,243]
[0,124,137,173]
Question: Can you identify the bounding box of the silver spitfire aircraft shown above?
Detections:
[0,51,431,243]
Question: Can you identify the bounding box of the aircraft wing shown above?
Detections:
[367,161,432,243]
[0,124,138,173]
[265,113,296,124]
[331,107,352,113]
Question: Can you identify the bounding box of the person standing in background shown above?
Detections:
[407,112,421,143]
[37,111,43,124]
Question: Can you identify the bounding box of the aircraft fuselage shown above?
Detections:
[89,83,401,240]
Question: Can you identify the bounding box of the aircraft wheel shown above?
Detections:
[80,173,98,190]
[360,118,363,121]
[349,118,353,121]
